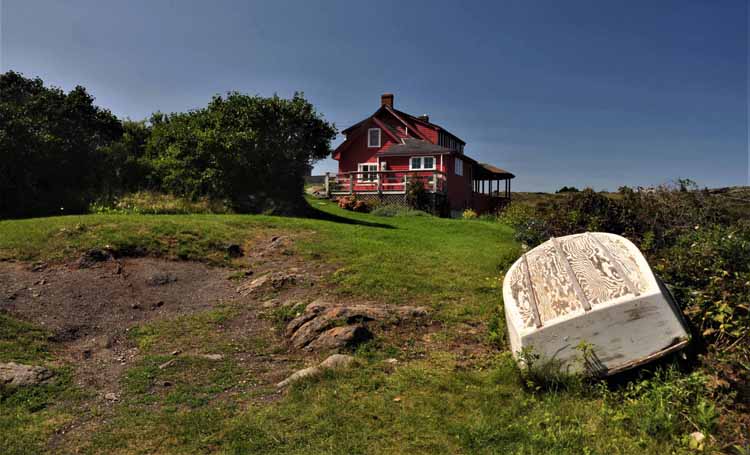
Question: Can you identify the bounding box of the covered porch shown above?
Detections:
[472,163,515,213]
[325,170,448,196]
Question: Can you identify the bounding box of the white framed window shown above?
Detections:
[368,128,381,148]
[357,163,378,182]
[455,158,463,176]
[410,156,435,170]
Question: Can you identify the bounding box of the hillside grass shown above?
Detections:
[0,198,725,454]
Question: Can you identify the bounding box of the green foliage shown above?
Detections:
[404,177,429,210]
[98,120,154,196]
[516,346,583,393]
[0,71,122,218]
[556,186,580,193]
[145,92,336,214]
[599,368,716,438]
[90,191,233,215]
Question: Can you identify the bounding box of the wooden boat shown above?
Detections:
[502,232,690,376]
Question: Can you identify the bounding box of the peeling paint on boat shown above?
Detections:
[503,232,690,376]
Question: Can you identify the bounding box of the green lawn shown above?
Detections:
[0,199,717,454]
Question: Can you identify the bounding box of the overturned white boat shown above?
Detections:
[503,232,690,376]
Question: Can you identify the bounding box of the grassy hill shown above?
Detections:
[0,198,727,454]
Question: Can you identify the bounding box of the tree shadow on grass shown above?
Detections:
[301,200,395,229]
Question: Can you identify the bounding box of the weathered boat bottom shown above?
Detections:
[599,337,689,377]
[503,232,691,376]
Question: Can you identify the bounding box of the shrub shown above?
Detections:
[462,209,478,219]
[405,177,428,210]
[337,196,371,213]
[145,92,336,214]
[89,191,233,215]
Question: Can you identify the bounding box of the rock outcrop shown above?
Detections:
[285,300,429,351]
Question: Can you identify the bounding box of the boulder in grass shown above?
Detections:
[0,362,54,390]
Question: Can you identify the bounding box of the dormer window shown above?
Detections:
[368,128,381,148]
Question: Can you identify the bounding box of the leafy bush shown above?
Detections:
[405,177,428,210]
[462,209,478,219]
[89,192,233,215]
[556,186,580,193]
[146,93,336,214]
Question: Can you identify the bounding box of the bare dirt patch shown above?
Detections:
[0,257,240,391]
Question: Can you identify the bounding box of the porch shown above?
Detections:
[471,163,515,213]
[326,170,448,195]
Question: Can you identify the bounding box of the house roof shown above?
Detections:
[475,163,515,179]
[341,106,465,144]
[376,138,455,157]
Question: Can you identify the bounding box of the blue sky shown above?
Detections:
[2,0,747,191]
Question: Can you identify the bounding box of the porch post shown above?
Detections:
[324,172,330,196]
[508,179,512,200]
[432,171,437,193]
[350,173,354,195]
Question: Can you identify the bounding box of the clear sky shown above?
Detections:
[2,0,747,191]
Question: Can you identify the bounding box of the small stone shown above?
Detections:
[276,354,355,388]
[170,350,181,356]
[146,273,176,286]
[384,358,398,364]
[393,396,402,402]
[199,354,224,361]
[104,392,118,401]
[319,354,355,369]
[688,431,705,451]
[158,359,176,370]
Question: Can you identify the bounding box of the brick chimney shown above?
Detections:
[381,93,394,108]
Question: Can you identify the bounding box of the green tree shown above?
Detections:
[146,92,336,213]
[0,71,122,218]
[99,120,153,197]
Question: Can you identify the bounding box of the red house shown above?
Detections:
[327,93,514,216]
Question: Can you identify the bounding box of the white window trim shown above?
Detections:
[367,128,381,148]
[409,156,436,171]
[357,163,378,182]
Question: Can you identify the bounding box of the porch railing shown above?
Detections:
[326,170,447,195]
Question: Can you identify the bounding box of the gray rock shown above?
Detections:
[0,362,54,389]
[305,325,371,351]
[146,273,177,286]
[286,301,428,350]
[198,354,224,361]
[276,354,355,388]
[158,359,176,370]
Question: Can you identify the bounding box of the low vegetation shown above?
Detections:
[1,193,747,453]
[500,182,749,447]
